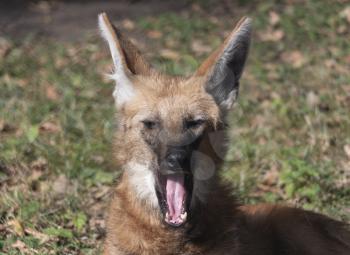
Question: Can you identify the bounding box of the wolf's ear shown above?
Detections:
[98,13,152,106]
[196,17,252,110]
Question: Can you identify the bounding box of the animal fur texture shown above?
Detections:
[98,13,350,255]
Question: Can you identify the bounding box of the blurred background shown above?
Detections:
[0,0,350,254]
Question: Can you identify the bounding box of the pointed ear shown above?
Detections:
[196,17,252,111]
[98,13,152,106]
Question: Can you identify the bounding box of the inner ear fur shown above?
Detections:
[111,24,152,76]
[99,13,157,106]
[99,12,152,76]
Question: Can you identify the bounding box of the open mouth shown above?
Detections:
[156,171,193,227]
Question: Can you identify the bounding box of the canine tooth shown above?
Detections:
[180,212,187,220]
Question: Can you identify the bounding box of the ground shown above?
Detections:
[1,0,350,254]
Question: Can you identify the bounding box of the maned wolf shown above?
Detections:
[98,13,350,255]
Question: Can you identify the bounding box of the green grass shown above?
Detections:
[1,0,350,254]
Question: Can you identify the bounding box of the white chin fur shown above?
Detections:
[125,162,159,208]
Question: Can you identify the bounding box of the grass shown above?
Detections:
[1,0,350,254]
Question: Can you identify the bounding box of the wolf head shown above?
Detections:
[99,13,251,227]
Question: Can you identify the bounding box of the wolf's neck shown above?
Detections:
[185,179,239,243]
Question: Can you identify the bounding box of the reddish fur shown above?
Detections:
[99,13,350,255]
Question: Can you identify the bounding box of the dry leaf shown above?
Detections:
[336,161,350,188]
[341,160,350,173]
[306,91,320,108]
[269,11,280,26]
[91,155,104,164]
[53,175,69,195]
[12,240,27,251]
[39,181,51,193]
[0,224,6,232]
[259,29,284,42]
[344,54,350,65]
[0,119,4,131]
[337,24,347,34]
[324,59,337,68]
[191,40,211,54]
[340,6,350,23]
[160,49,180,60]
[29,170,44,182]
[281,50,306,68]
[265,63,279,80]
[40,121,61,133]
[147,30,162,39]
[8,219,24,236]
[191,3,202,12]
[121,19,135,30]
[45,86,60,101]
[89,217,106,231]
[0,37,11,57]
[25,228,50,244]
[344,144,350,159]
[93,185,110,200]
[324,58,348,74]
[30,157,48,171]
[54,57,68,69]
[262,165,279,186]
[130,38,146,51]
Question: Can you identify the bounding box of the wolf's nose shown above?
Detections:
[166,149,187,170]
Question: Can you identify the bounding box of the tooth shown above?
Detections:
[180,212,187,220]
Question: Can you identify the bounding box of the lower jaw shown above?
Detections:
[157,174,193,228]
[156,168,193,227]
[165,209,188,227]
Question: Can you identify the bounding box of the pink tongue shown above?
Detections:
[166,174,185,221]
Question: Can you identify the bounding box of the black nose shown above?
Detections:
[166,148,187,170]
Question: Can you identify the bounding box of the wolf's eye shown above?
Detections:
[142,120,157,130]
[184,119,205,130]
